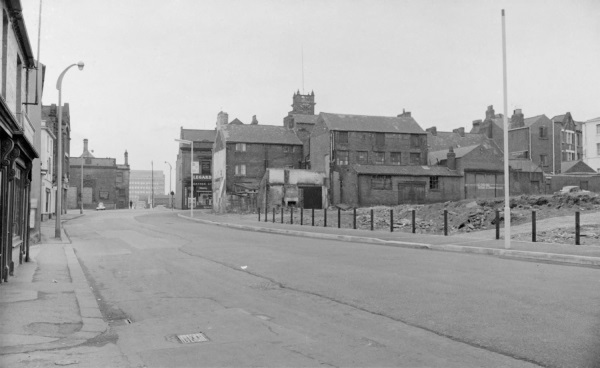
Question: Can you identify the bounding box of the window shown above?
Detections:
[336,150,349,165]
[337,131,348,144]
[235,143,246,152]
[597,143,600,156]
[375,133,385,146]
[235,164,246,176]
[357,151,368,164]
[410,134,421,148]
[410,153,421,165]
[540,154,548,166]
[283,146,290,153]
[292,146,300,153]
[201,161,211,175]
[390,152,401,165]
[539,126,547,138]
[371,175,392,190]
[597,124,600,135]
[430,176,439,190]
[373,152,385,164]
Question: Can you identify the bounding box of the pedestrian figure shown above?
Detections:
[129,200,133,209]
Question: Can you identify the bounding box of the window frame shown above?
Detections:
[336,150,349,166]
[373,151,385,165]
[371,175,392,190]
[235,143,246,152]
[410,152,421,165]
[357,151,368,164]
[235,164,246,176]
[429,176,439,190]
[390,152,401,165]
[337,131,349,144]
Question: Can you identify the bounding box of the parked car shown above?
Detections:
[96,202,106,210]
[555,186,590,195]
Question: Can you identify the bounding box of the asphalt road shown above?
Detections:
[66,209,600,367]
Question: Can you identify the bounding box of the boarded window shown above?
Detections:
[540,154,548,166]
[375,133,385,146]
[390,152,401,165]
[539,126,547,138]
[337,150,349,165]
[410,134,421,148]
[371,175,392,190]
[357,151,368,164]
[429,176,439,190]
[374,152,385,164]
[410,153,421,165]
[337,131,348,144]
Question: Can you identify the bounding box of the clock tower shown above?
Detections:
[291,90,315,115]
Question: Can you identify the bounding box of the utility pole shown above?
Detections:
[151,161,154,209]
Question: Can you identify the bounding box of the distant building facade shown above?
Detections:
[39,119,55,220]
[582,117,600,172]
[69,139,130,210]
[42,103,71,214]
[129,169,165,207]
[283,91,318,166]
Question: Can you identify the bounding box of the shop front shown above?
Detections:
[194,174,212,208]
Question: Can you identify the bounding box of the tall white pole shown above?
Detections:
[55,89,63,238]
[502,9,511,249]
[191,143,194,218]
[80,158,83,214]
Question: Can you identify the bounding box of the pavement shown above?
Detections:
[0,211,108,362]
[180,209,600,268]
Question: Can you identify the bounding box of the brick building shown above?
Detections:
[470,105,505,149]
[129,169,165,207]
[69,139,130,210]
[310,112,461,206]
[175,127,215,210]
[283,90,318,165]
[0,0,40,282]
[213,112,303,213]
[42,103,71,215]
[551,112,582,162]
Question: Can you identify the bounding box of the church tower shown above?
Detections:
[290,90,315,115]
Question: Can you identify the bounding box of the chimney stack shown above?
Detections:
[83,139,88,152]
[426,126,437,136]
[216,111,229,128]
[251,115,258,125]
[452,127,465,137]
[510,108,524,128]
[485,105,495,120]
[124,150,128,166]
[398,109,412,118]
[471,119,482,133]
[447,146,456,170]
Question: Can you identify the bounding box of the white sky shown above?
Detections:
[21,0,600,193]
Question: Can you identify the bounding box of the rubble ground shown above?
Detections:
[260,193,600,244]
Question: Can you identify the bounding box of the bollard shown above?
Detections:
[353,208,356,229]
[576,211,580,245]
[312,208,315,226]
[495,210,500,240]
[258,208,261,222]
[265,208,267,222]
[444,210,448,236]
[272,208,275,223]
[291,207,294,225]
[300,208,303,226]
[412,209,416,233]
[532,210,536,242]
[390,209,394,232]
[324,209,327,227]
[338,208,341,228]
[281,208,283,223]
[370,209,374,231]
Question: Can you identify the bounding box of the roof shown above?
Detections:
[551,114,565,123]
[352,164,461,177]
[523,115,545,127]
[290,114,319,124]
[427,131,488,151]
[181,129,216,142]
[221,124,302,145]
[427,144,480,164]
[319,112,425,134]
[585,117,600,123]
[561,160,596,174]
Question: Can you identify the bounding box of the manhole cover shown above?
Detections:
[177,332,208,344]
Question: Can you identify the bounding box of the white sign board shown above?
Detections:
[192,161,200,174]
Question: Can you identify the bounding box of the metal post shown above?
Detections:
[412,209,416,233]
[151,161,154,209]
[496,210,500,240]
[370,209,374,231]
[281,208,283,223]
[338,208,341,228]
[532,210,536,242]
[501,9,511,249]
[390,209,393,232]
[80,157,83,214]
[444,210,448,236]
[353,208,356,229]
[324,209,327,227]
[264,207,267,222]
[190,143,194,217]
[312,208,314,226]
[290,207,294,225]
[300,208,303,225]
[576,211,580,245]
[272,208,275,223]
[258,208,261,222]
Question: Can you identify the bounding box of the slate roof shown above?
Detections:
[427,144,480,165]
[290,114,319,124]
[427,131,488,151]
[561,160,596,174]
[320,112,425,134]
[352,164,461,177]
[551,114,565,123]
[222,124,302,145]
[181,129,216,142]
[523,115,545,127]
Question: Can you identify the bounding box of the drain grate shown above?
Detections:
[177,332,208,344]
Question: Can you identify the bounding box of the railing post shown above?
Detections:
[258,208,261,222]
[532,210,536,242]
[324,209,327,227]
[290,207,294,225]
[495,210,500,240]
[576,211,580,245]
[370,209,374,231]
[338,208,341,228]
[300,208,303,226]
[272,208,275,223]
[264,207,267,222]
[353,208,356,229]
[281,208,283,223]
[412,209,416,233]
[444,210,448,236]
[390,209,393,232]
[312,208,315,226]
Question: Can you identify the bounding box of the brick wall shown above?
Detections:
[309,118,331,172]
[356,175,461,206]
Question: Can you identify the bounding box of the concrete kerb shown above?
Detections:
[179,214,600,268]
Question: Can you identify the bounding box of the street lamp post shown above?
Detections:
[174,139,193,217]
[80,157,83,214]
[55,61,84,239]
[164,161,172,210]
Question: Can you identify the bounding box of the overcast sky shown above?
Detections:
[21,0,600,193]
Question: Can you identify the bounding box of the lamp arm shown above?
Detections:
[56,64,77,90]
